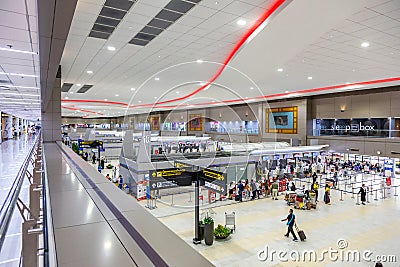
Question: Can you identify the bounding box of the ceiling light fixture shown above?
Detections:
[69,92,74,94]
[250,87,254,90]
[361,42,370,48]
[155,77,160,81]
[277,68,283,72]
[176,91,179,94]
[115,94,119,97]
[0,72,37,77]
[104,98,108,101]
[237,19,246,26]
[138,100,142,103]
[87,70,93,74]
[308,76,313,80]
[65,96,69,99]
[77,84,82,86]
[130,87,136,91]
[107,46,116,51]
[0,47,38,55]
[285,90,289,93]
[196,59,203,63]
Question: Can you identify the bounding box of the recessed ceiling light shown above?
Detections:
[130,87,136,91]
[69,92,74,94]
[176,91,179,94]
[104,98,108,101]
[307,76,313,80]
[277,68,283,72]
[215,1,218,4]
[237,19,246,26]
[196,59,203,63]
[138,100,142,103]
[115,94,119,97]
[361,42,370,48]
[77,83,81,86]
[250,87,254,90]
[87,70,93,74]
[0,47,37,55]
[154,96,157,99]
[155,77,160,81]
[65,96,69,99]
[107,46,116,51]
[285,91,289,93]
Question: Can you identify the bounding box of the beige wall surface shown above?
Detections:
[311,90,399,119]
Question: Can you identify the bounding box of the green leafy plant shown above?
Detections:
[199,220,204,226]
[71,143,79,153]
[106,163,114,169]
[214,224,231,238]
[203,217,214,225]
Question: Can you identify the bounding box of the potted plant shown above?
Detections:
[203,216,214,245]
[106,163,114,169]
[214,224,231,240]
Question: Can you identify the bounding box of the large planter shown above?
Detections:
[204,222,214,245]
[199,225,205,241]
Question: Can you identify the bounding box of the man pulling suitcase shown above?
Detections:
[281,209,298,242]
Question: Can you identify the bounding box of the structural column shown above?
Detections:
[41,71,61,142]
[14,117,20,136]
[5,115,13,139]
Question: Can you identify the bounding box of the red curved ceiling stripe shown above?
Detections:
[153,0,287,105]
[62,99,128,107]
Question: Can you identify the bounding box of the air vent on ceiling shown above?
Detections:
[61,83,73,92]
[89,0,136,40]
[349,148,360,152]
[76,84,93,93]
[391,151,400,155]
[129,0,201,46]
[0,79,11,84]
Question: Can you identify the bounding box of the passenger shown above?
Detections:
[228,181,236,199]
[312,172,317,186]
[313,182,319,202]
[250,179,257,200]
[324,183,331,205]
[105,174,111,181]
[358,183,367,205]
[118,175,123,189]
[290,182,296,192]
[237,180,244,202]
[281,208,298,241]
[244,179,250,199]
[271,179,279,200]
[92,153,96,164]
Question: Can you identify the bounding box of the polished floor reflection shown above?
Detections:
[0,135,37,267]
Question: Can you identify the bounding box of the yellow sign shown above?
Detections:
[174,162,189,168]
[202,169,224,181]
[151,169,185,178]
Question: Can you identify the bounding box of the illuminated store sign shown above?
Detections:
[330,122,375,132]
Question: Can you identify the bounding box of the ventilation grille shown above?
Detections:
[89,0,136,40]
[129,0,202,46]
[77,85,93,93]
[61,83,73,92]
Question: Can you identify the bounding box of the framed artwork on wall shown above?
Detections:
[150,116,159,130]
[266,106,298,134]
[189,114,202,131]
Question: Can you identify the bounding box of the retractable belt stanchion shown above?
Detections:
[366,188,370,203]
[340,190,344,201]
[356,193,360,205]
[351,187,355,199]
[374,189,378,201]
[370,180,373,195]
[394,185,398,197]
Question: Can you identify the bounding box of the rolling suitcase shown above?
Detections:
[295,224,306,241]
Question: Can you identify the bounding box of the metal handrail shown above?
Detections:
[0,134,40,252]
[41,139,58,267]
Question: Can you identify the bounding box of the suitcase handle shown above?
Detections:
[294,223,300,232]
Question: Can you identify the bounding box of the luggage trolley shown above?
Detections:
[225,212,236,233]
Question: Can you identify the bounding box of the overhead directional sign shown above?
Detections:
[150,168,185,178]
[78,139,103,149]
[199,168,227,194]
[174,160,202,172]
[149,179,178,191]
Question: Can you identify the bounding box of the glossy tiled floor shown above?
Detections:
[145,174,400,267]
[0,135,38,267]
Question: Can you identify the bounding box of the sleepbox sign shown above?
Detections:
[331,122,374,132]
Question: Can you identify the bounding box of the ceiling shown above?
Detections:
[58,0,400,117]
[0,0,40,120]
